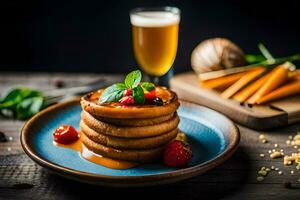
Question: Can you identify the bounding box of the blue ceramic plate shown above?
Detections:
[21,99,239,187]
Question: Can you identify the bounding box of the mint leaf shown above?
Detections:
[141,82,155,91]
[132,86,145,104]
[99,83,126,104]
[0,88,42,109]
[125,70,141,88]
[0,87,44,120]
[16,96,44,120]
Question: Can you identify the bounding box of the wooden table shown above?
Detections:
[0,73,299,199]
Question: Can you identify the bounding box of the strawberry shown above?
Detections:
[119,96,135,105]
[53,125,79,144]
[144,89,156,101]
[163,140,193,167]
[124,89,132,96]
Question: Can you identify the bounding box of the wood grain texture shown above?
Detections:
[1,73,300,199]
[170,72,300,130]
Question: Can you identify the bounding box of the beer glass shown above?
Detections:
[130,7,180,84]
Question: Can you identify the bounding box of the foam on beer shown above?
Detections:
[130,11,180,27]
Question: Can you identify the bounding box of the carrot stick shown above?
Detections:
[257,79,300,104]
[221,67,266,99]
[246,63,291,104]
[232,71,273,102]
[200,71,250,90]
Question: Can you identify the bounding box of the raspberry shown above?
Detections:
[124,89,132,96]
[119,96,135,105]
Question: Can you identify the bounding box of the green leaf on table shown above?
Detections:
[124,70,142,88]
[141,82,155,91]
[0,88,42,109]
[132,85,145,104]
[99,83,127,104]
[0,87,44,120]
[16,96,44,120]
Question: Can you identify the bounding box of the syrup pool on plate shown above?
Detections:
[53,128,137,170]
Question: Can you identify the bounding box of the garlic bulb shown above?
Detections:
[191,38,246,74]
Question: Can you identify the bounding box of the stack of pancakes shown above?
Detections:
[80,89,180,163]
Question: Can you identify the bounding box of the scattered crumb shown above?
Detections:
[257,176,264,182]
[271,166,275,170]
[278,171,283,175]
[260,154,265,158]
[259,134,266,140]
[262,139,268,144]
[270,151,282,159]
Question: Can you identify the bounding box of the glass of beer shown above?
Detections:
[130,7,180,84]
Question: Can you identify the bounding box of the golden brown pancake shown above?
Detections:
[81,132,165,162]
[81,111,180,138]
[80,88,180,119]
[93,112,174,127]
[80,120,178,149]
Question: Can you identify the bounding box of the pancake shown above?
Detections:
[94,112,174,127]
[81,111,180,138]
[80,120,178,149]
[80,88,180,119]
[81,132,165,162]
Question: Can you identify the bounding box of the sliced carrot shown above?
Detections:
[232,71,273,102]
[246,63,290,104]
[200,71,250,90]
[221,67,266,99]
[257,79,300,104]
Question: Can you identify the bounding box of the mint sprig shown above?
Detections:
[99,69,156,104]
[125,70,142,88]
[132,86,145,104]
[99,83,127,104]
[0,88,45,120]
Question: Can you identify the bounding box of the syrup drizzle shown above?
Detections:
[53,135,137,169]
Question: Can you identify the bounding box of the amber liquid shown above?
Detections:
[132,23,179,76]
[53,135,137,169]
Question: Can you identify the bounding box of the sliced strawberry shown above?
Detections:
[53,125,79,144]
[164,140,193,167]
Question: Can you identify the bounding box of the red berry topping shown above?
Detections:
[164,140,193,167]
[124,89,132,96]
[144,89,156,101]
[119,96,135,105]
[53,125,79,144]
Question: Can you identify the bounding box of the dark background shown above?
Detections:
[0,0,299,74]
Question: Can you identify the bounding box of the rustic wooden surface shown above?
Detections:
[0,73,300,200]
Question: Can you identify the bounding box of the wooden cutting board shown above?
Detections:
[170,72,300,130]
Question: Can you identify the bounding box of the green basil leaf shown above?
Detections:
[99,83,126,104]
[141,82,155,91]
[0,88,43,109]
[16,96,44,120]
[132,86,145,104]
[124,70,142,88]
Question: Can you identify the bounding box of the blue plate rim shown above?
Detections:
[20,98,240,186]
